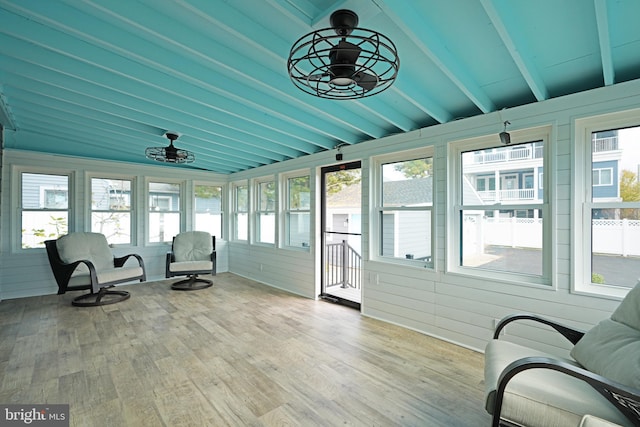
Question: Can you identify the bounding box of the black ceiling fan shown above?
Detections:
[145,132,195,164]
[308,11,378,92]
[287,9,399,99]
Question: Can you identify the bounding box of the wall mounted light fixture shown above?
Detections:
[499,121,511,145]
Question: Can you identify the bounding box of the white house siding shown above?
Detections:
[2,80,640,355]
[398,210,432,260]
[381,213,395,256]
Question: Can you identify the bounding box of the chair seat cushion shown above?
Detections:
[484,340,631,427]
[580,415,625,427]
[68,266,144,287]
[169,261,212,273]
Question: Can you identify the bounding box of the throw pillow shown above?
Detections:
[611,282,640,331]
[570,318,640,389]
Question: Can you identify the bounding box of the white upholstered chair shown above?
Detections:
[165,231,216,290]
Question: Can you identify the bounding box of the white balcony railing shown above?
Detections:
[471,145,541,165]
[478,188,536,202]
[469,136,615,166]
[592,136,618,152]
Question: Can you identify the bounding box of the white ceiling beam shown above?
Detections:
[480,0,549,102]
[594,0,615,86]
[375,0,495,114]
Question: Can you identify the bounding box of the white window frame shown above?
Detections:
[146,179,183,244]
[371,147,434,268]
[448,125,552,286]
[17,168,73,251]
[254,176,276,246]
[592,168,613,186]
[89,175,135,246]
[231,181,249,242]
[573,109,640,298]
[281,170,311,251]
[193,181,224,239]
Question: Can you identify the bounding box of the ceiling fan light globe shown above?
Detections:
[330,77,354,86]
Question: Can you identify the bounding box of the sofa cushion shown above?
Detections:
[67,266,144,287]
[570,318,640,389]
[169,260,213,273]
[611,282,640,331]
[56,232,113,273]
[172,231,212,262]
[485,340,631,427]
[580,414,625,427]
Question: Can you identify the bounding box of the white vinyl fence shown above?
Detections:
[464,216,640,257]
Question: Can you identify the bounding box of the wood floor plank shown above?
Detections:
[0,273,491,426]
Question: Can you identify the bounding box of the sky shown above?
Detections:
[618,126,640,172]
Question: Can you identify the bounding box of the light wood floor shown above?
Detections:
[0,273,490,426]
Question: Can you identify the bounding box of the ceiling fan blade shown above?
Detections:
[329,40,361,65]
[355,72,378,92]
[327,40,362,83]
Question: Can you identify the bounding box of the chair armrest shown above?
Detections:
[210,250,217,275]
[114,253,144,268]
[114,254,146,281]
[165,251,174,278]
[491,356,640,427]
[494,314,585,345]
[63,259,100,293]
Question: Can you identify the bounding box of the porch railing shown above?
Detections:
[478,188,536,202]
[325,240,361,289]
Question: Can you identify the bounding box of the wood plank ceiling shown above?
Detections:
[1,0,639,173]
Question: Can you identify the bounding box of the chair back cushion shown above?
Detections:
[570,282,640,389]
[611,282,640,331]
[173,231,212,262]
[56,232,113,273]
[570,318,640,389]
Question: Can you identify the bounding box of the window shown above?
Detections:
[20,172,69,248]
[233,183,248,241]
[148,181,181,243]
[576,111,640,296]
[451,127,549,284]
[255,179,276,244]
[592,168,613,186]
[194,184,223,238]
[377,155,433,265]
[284,174,310,248]
[91,178,132,244]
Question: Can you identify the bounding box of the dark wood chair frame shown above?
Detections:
[45,239,146,307]
[165,235,216,291]
[489,314,640,427]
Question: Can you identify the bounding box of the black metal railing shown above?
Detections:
[325,239,361,289]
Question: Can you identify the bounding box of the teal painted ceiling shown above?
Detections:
[1,0,639,173]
